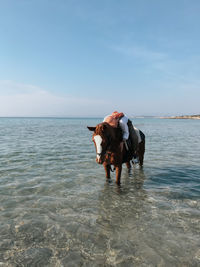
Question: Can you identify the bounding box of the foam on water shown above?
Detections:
[0,118,199,266]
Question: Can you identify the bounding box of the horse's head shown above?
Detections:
[87,122,112,164]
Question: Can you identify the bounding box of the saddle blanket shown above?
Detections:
[133,127,142,143]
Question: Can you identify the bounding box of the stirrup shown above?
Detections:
[132,157,139,164]
[109,165,115,172]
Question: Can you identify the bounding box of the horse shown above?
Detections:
[87,122,145,184]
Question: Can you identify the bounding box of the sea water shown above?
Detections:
[0,118,199,266]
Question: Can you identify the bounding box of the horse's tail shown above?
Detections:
[139,130,145,158]
[139,130,145,143]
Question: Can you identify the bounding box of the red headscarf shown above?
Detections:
[111,111,124,119]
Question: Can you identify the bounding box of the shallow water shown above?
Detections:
[0,118,199,266]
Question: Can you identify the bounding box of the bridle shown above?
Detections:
[94,133,112,158]
[93,128,118,172]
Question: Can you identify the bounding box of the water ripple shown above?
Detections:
[0,118,200,266]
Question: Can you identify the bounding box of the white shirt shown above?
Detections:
[119,115,129,140]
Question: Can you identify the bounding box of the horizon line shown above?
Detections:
[0,115,168,119]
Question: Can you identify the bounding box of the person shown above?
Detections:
[103,111,139,161]
[103,111,129,143]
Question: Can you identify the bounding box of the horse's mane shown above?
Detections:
[95,122,122,143]
[94,122,107,135]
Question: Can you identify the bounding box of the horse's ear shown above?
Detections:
[87,126,96,131]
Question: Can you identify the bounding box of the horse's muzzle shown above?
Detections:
[96,158,103,164]
[96,153,104,164]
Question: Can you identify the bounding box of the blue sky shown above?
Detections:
[0,0,200,117]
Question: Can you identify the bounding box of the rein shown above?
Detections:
[103,142,116,173]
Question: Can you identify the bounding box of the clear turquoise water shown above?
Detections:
[0,118,199,266]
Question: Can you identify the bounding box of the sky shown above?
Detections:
[0,0,200,117]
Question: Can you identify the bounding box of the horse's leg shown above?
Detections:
[138,141,145,166]
[126,161,131,173]
[103,163,111,179]
[139,153,143,166]
[115,165,122,185]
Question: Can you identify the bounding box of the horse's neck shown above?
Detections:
[109,141,120,151]
[107,128,121,151]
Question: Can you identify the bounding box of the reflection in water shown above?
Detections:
[124,167,146,190]
[94,167,150,265]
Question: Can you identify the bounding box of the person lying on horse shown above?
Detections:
[103,111,140,162]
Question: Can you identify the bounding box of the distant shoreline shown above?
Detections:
[0,115,199,120]
[160,115,200,120]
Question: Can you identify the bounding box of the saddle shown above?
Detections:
[127,120,140,154]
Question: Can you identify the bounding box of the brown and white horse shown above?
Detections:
[87,122,145,184]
